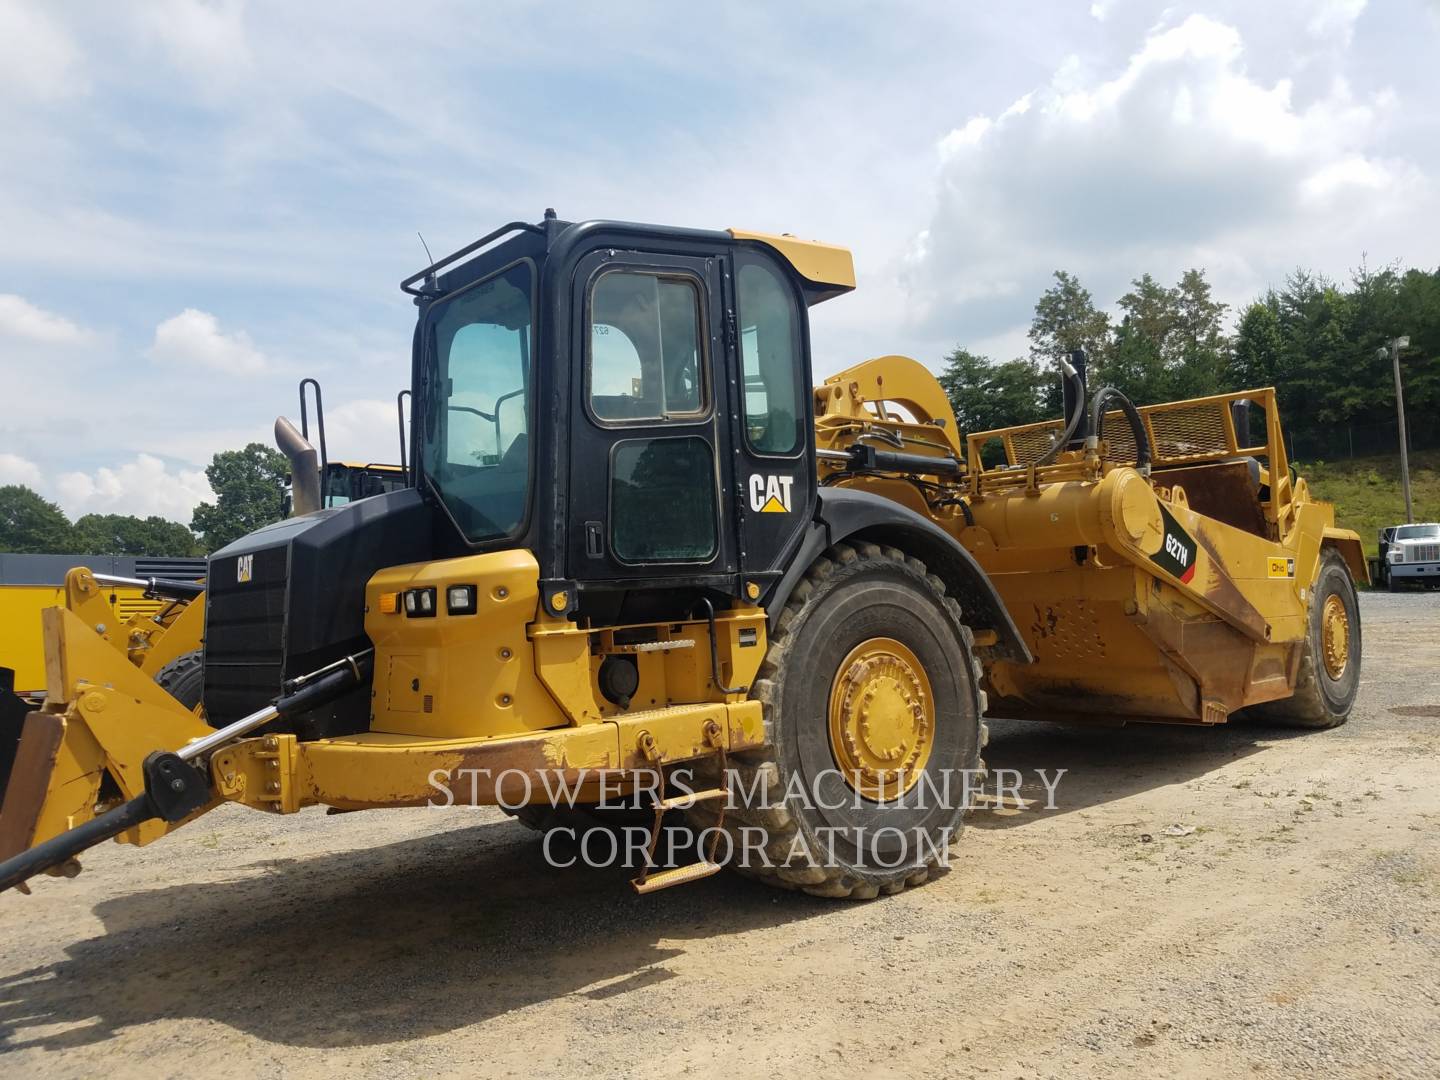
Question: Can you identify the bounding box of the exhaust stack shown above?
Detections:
[275,416,322,517]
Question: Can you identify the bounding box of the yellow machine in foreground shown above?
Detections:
[0,214,1365,904]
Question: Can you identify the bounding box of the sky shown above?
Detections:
[2,0,1437,524]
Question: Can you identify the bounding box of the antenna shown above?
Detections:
[417,232,438,293]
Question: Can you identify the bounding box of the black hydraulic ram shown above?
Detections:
[820,444,966,476]
[0,649,373,895]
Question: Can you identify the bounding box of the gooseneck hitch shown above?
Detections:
[0,650,373,895]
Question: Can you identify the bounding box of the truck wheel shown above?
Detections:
[155,649,205,712]
[690,541,986,899]
[1248,551,1360,729]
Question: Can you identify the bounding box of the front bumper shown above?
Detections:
[211,700,766,812]
[1390,562,1440,580]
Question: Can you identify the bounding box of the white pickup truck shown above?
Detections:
[1379,522,1440,590]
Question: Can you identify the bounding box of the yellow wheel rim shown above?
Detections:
[827,637,934,801]
[1321,594,1350,680]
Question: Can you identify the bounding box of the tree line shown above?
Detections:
[941,262,1440,462]
[1,444,290,557]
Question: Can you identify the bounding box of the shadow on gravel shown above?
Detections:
[0,717,1354,1051]
[0,819,829,1051]
[968,715,1312,831]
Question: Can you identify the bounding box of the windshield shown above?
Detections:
[1397,524,1440,540]
[422,261,534,542]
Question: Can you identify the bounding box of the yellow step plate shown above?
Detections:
[631,860,723,895]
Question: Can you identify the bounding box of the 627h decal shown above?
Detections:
[1150,504,1197,584]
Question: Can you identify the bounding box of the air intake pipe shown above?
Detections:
[275,416,322,517]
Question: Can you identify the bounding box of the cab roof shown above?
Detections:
[404,214,857,306]
[728,228,856,304]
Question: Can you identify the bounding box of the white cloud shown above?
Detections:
[905,12,1430,345]
[0,452,44,488]
[136,0,252,88]
[0,1,85,102]
[148,308,269,373]
[55,454,213,523]
[319,399,409,468]
[0,294,94,345]
[1307,0,1368,42]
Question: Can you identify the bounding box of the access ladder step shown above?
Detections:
[631,860,723,895]
[653,786,729,813]
[612,639,695,654]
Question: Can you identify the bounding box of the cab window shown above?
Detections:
[421,260,534,542]
[610,436,717,562]
[588,271,705,422]
[737,259,802,455]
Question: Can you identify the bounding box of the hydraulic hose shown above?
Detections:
[1034,355,1086,468]
[1086,386,1153,475]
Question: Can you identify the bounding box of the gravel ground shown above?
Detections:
[2,590,1438,1079]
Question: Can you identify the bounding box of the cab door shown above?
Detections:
[566,247,738,587]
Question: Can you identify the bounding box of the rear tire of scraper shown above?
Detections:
[1245,550,1360,729]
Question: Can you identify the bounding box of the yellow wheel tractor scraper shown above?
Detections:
[0,211,1367,903]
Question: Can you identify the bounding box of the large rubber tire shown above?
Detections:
[1248,550,1361,729]
[689,541,986,899]
[155,649,205,712]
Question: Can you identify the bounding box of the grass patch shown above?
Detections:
[1297,449,1440,558]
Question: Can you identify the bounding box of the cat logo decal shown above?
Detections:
[748,473,794,513]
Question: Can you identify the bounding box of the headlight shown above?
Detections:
[447,584,477,615]
[1390,548,1405,563]
[405,587,437,617]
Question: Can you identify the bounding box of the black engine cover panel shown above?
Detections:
[203,489,433,733]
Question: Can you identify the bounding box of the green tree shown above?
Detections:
[1393,267,1440,428]
[1109,317,1171,405]
[190,443,289,552]
[1170,269,1228,399]
[1117,274,1178,349]
[1109,274,1177,403]
[938,348,1051,434]
[1029,271,1113,399]
[0,485,76,553]
[72,513,198,557]
[1107,270,1227,403]
[1228,296,1283,390]
[1273,270,1351,455]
